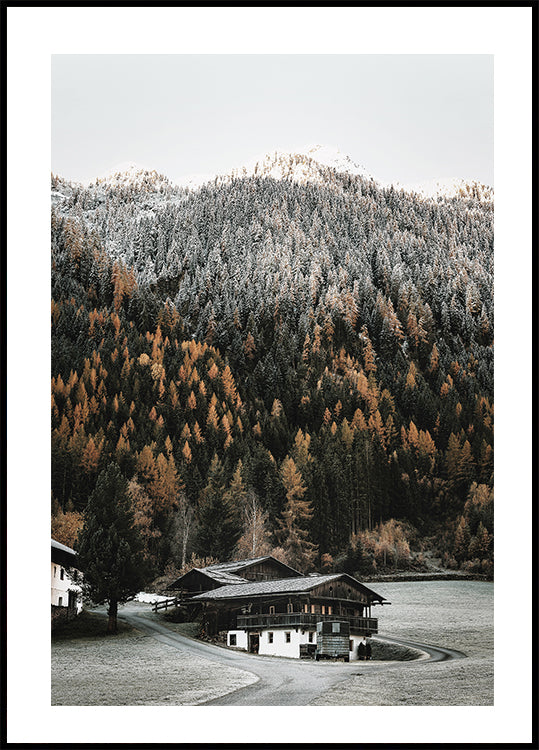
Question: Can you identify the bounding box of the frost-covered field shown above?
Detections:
[51,626,257,705]
[52,582,493,706]
[312,580,494,705]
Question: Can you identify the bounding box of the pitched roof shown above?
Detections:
[202,556,272,572]
[190,573,385,602]
[51,538,76,555]
[51,538,79,567]
[169,555,303,590]
[202,556,302,577]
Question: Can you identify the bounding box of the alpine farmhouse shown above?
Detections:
[169,556,387,661]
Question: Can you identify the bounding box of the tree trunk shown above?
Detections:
[107,599,118,633]
[181,505,193,570]
[251,504,258,557]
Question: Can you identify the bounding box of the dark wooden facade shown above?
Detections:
[193,574,385,638]
[171,569,227,596]
[238,558,300,582]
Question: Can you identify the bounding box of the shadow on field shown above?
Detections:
[371,639,423,661]
[51,610,136,640]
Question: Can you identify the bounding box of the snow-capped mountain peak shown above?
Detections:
[300,144,372,178]
[211,144,373,188]
[82,161,171,189]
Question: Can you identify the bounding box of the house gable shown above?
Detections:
[307,574,385,605]
[169,568,248,594]
[226,556,303,581]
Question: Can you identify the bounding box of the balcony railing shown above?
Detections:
[236,612,378,634]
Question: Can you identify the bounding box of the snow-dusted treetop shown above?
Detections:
[393,177,494,203]
[81,161,172,190]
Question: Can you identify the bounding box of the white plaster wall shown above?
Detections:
[227,629,248,650]
[258,628,317,659]
[226,627,371,660]
[51,562,82,612]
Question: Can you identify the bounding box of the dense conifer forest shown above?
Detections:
[51,152,494,581]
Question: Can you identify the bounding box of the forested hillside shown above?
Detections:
[51,150,494,580]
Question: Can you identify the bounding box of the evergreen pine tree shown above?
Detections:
[195,454,242,560]
[75,463,149,632]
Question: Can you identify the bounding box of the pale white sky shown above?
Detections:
[52,54,493,186]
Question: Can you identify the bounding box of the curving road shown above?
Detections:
[118,605,466,706]
[375,634,466,662]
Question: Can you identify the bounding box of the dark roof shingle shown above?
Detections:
[191,573,385,602]
[202,557,271,573]
[194,568,249,585]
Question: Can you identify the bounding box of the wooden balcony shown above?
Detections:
[236,612,378,634]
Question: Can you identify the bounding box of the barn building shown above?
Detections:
[172,558,386,661]
[169,555,302,596]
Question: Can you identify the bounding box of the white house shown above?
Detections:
[51,538,83,617]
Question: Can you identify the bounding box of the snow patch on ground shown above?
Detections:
[175,172,216,190]
[134,592,171,604]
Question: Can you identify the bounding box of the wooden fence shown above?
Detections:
[151,596,183,613]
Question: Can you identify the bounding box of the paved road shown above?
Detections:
[117,604,466,706]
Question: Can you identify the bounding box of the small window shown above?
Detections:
[285,632,291,643]
[328,606,332,615]
[287,603,293,613]
[58,596,63,606]
[349,640,354,651]
[229,634,237,646]
[53,566,57,577]
[268,632,273,643]
[304,604,309,613]
[321,605,326,615]
[332,622,340,633]
[269,605,275,614]
[310,605,315,614]
[60,568,65,581]
[308,631,314,643]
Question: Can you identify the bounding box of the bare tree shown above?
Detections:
[235,488,271,559]
[169,490,194,570]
